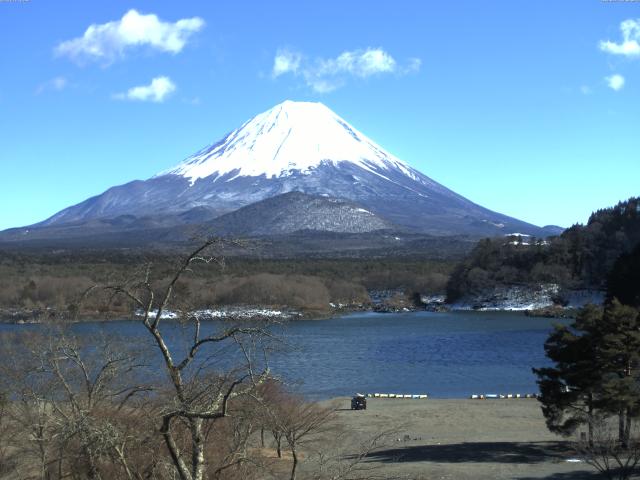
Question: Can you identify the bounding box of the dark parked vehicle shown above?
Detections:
[351,394,367,410]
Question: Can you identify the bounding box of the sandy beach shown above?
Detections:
[311,398,596,480]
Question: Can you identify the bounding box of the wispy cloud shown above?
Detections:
[316,48,397,78]
[605,74,625,91]
[272,47,420,93]
[600,19,640,57]
[35,76,68,95]
[113,76,176,102]
[403,57,422,74]
[579,85,593,95]
[56,10,205,64]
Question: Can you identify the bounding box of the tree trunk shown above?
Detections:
[83,444,102,480]
[260,427,265,448]
[625,412,632,449]
[588,400,594,448]
[191,419,205,480]
[290,446,298,480]
[619,410,626,447]
[37,437,47,480]
[161,417,193,480]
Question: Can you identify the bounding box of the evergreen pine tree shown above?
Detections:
[533,304,604,445]
[596,300,640,447]
[536,301,640,447]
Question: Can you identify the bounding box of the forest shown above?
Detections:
[446,197,640,303]
[0,249,454,320]
[2,197,639,321]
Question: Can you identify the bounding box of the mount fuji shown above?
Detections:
[4,100,560,246]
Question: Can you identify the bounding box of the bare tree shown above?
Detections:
[0,391,17,478]
[258,381,335,480]
[308,429,401,480]
[104,239,274,480]
[282,400,335,480]
[0,329,153,480]
[577,416,640,480]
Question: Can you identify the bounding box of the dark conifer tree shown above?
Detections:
[536,301,640,447]
[533,304,603,445]
[596,300,640,447]
[607,244,640,308]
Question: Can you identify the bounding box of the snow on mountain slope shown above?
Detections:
[160,100,419,184]
[15,99,558,239]
[208,191,395,236]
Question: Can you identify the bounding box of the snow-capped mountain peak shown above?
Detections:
[160,100,418,184]
[21,99,557,240]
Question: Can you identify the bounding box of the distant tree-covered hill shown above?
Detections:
[446,197,640,303]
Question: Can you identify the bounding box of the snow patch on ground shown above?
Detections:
[451,284,560,311]
[354,207,372,214]
[451,285,606,311]
[564,290,605,308]
[137,307,298,320]
[420,294,446,304]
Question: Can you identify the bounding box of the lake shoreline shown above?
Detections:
[0,302,576,324]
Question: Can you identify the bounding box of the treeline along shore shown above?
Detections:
[0,251,455,322]
[1,197,638,323]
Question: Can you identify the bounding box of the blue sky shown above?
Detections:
[1,0,638,231]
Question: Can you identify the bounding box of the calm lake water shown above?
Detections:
[270,310,565,399]
[0,310,566,399]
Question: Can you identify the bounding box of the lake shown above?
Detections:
[0,310,566,399]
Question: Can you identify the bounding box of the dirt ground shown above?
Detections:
[308,398,598,480]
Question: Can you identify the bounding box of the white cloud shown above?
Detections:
[606,74,625,91]
[272,47,420,93]
[114,76,176,102]
[35,76,68,94]
[56,9,205,63]
[600,19,640,57]
[272,49,302,78]
[317,48,397,77]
